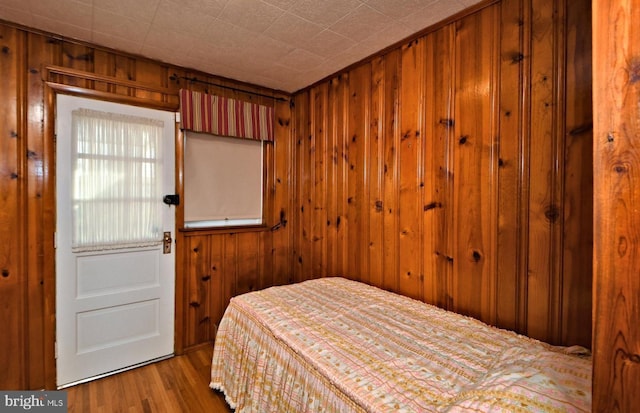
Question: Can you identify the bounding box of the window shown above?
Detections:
[183,132,263,228]
[178,89,273,229]
[71,108,165,251]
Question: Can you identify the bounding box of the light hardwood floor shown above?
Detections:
[65,344,233,412]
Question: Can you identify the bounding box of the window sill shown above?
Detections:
[179,224,269,236]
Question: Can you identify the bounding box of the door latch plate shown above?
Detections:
[163,232,172,254]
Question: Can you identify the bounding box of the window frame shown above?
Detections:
[176,127,271,233]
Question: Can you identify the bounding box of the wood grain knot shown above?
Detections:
[613,164,628,174]
[472,251,482,262]
[424,202,442,211]
[375,200,383,212]
[630,59,640,83]
[458,136,468,145]
[1,269,8,278]
[511,53,525,63]
[201,275,211,281]
[2,46,9,54]
[545,205,560,223]
[618,236,628,257]
[189,301,200,308]
[627,354,640,364]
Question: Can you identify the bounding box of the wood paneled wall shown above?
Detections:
[0,0,604,399]
[0,23,292,389]
[291,0,593,348]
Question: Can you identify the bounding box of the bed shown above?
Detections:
[210,277,591,412]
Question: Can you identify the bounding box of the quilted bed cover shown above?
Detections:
[210,277,591,412]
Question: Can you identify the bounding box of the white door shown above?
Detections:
[55,95,176,387]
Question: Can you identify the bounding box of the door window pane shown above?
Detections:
[72,108,164,251]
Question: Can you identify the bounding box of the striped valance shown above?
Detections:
[179,89,274,141]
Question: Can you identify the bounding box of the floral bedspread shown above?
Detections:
[211,277,591,412]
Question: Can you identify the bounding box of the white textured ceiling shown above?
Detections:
[0,0,482,92]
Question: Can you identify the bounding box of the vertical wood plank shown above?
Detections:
[209,235,224,336]
[0,24,26,390]
[368,56,385,288]
[311,84,328,279]
[92,50,116,93]
[452,6,499,323]
[325,78,339,277]
[527,0,561,344]
[592,0,640,410]
[398,38,425,299]
[293,92,311,282]
[133,59,166,102]
[272,98,293,285]
[223,234,237,306]
[262,134,275,290]
[335,74,350,278]
[184,235,210,348]
[235,232,260,294]
[496,0,529,332]
[60,42,93,88]
[423,26,454,308]
[26,30,53,390]
[382,50,401,293]
[114,55,135,97]
[561,0,592,349]
[346,65,370,283]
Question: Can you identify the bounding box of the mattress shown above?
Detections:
[210,277,591,412]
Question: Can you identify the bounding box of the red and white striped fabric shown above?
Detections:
[179,89,274,141]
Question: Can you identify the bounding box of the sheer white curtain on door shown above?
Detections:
[71,108,164,252]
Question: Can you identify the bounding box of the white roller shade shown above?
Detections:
[184,132,263,228]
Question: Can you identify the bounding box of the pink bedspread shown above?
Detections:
[210,277,591,412]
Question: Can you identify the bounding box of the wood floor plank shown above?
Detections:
[64,345,232,413]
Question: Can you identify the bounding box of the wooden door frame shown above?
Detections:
[42,80,180,389]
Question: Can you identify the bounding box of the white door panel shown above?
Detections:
[56,95,175,387]
[75,249,161,298]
